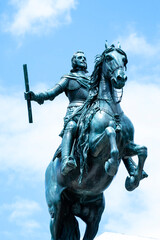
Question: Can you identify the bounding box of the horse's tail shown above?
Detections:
[45,159,66,216]
[45,160,80,240]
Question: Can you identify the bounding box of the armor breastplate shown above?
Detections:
[67,79,82,90]
[63,73,90,103]
[66,85,89,103]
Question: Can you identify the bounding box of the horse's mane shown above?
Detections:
[76,47,128,180]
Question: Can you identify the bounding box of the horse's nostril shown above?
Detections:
[117,75,122,81]
[117,75,127,82]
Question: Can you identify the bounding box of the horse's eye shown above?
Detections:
[122,57,126,64]
[105,55,112,61]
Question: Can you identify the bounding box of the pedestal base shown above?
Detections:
[95,232,158,240]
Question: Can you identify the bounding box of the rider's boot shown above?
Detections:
[61,121,77,176]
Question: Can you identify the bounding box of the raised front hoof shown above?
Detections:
[61,157,77,176]
[105,159,118,176]
[125,176,139,191]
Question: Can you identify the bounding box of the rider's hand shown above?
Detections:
[24,91,44,105]
[24,91,35,101]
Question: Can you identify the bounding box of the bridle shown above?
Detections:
[111,65,124,74]
[102,60,124,103]
[104,54,124,75]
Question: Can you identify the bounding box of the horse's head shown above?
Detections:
[102,43,128,89]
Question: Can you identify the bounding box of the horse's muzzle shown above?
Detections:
[112,75,127,89]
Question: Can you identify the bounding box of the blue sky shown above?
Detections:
[0,1,160,240]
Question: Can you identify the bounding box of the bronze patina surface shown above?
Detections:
[24,43,148,240]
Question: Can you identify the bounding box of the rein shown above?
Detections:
[97,98,123,127]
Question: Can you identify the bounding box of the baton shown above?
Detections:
[23,64,33,123]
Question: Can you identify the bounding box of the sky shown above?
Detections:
[0,0,160,240]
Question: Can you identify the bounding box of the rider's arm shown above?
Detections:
[25,77,68,104]
[39,77,68,101]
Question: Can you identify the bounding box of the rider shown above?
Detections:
[25,51,90,176]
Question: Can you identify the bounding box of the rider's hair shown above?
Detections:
[71,51,88,72]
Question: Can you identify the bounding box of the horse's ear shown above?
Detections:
[105,40,108,49]
[118,42,121,49]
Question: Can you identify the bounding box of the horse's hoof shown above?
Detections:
[105,159,118,176]
[141,171,148,179]
[125,176,139,191]
[61,156,77,176]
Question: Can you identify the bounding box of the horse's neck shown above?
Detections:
[98,74,112,100]
[98,74,122,114]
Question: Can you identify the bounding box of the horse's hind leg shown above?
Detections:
[83,215,102,240]
[62,213,80,240]
[50,201,80,240]
[78,194,105,240]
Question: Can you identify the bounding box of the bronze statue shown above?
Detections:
[24,43,148,240]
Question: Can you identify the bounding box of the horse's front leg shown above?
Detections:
[89,126,119,176]
[123,142,148,191]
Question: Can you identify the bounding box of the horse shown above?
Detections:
[45,43,148,240]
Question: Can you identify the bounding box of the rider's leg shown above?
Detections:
[61,120,77,175]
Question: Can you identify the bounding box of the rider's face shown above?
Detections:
[75,53,87,69]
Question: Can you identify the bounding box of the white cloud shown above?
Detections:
[8,199,41,221]
[0,197,41,232]
[117,33,158,57]
[115,32,160,85]
[0,89,68,176]
[2,0,77,36]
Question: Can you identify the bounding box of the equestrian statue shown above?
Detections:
[24,42,148,240]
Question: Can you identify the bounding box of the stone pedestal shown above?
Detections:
[95,232,158,240]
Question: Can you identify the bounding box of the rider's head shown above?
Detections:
[71,51,88,72]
